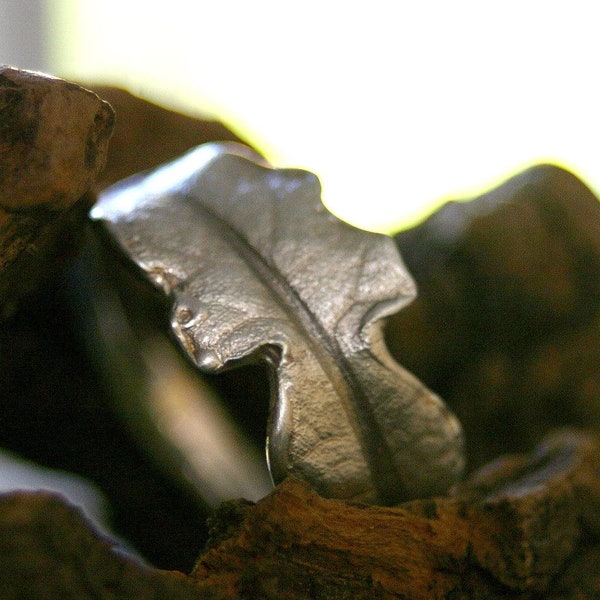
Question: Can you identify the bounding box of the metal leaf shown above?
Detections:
[91,142,464,504]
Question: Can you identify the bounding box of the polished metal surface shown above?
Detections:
[92,142,464,504]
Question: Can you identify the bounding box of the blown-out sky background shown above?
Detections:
[8,1,600,232]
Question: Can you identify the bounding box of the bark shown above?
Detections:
[190,429,600,599]
[0,67,114,314]
[1,429,598,599]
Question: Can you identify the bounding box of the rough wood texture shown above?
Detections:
[0,68,115,314]
[191,429,600,599]
[0,429,597,599]
[0,67,114,210]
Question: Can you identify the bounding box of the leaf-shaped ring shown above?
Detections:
[91,142,464,505]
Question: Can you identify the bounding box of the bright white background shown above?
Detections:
[48,1,600,232]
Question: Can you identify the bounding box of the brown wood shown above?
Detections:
[0,67,114,210]
[190,429,600,599]
[1,429,597,598]
[0,68,115,314]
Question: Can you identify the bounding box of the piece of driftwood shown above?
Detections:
[0,67,114,314]
[388,164,600,470]
[0,429,597,599]
[190,429,600,599]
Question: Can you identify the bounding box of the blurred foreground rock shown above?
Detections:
[389,164,600,470]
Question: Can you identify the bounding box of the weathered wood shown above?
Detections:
[1,429,597,598]
[0,67,114,314]
[0,67,114,210]
[190,429,600,599]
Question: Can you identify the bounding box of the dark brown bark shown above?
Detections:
[0,67,114,314]
[189,429,600,599]
[389,164,600,470]
[1,429,597,599]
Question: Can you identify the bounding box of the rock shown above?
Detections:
[190,429,600,599]
[388,164,600,469]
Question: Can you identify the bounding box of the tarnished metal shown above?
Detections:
[91,142,464,504]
